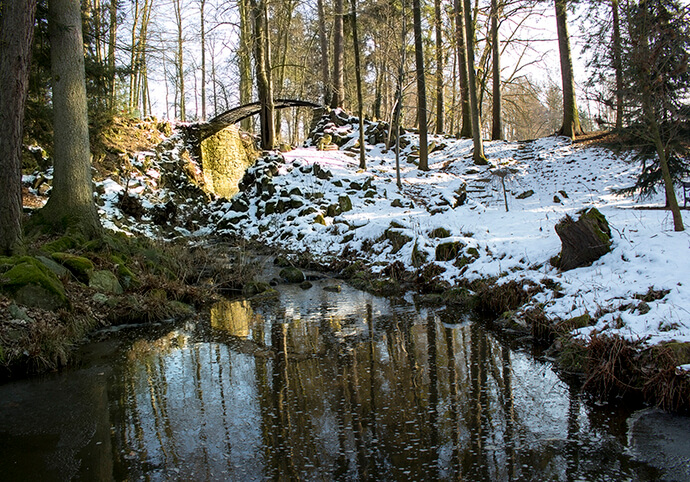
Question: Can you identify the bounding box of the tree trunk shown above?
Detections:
[454,0,472,138]
[350,0,366,170]
[200,0,207,120]
[463,0,487,164]
[413,0,429,171]
[555,0,583,138]
[0,0,37,254]
[317,0,331,106]
[239,0,253,130]
[434,0,444,134]
[331,0,345,108]
[491,0,502,140]
[174,0,185,121]
[42,0,102,238]
[107,0,117,110]
[251,0,275,150]
[612,0,623,131]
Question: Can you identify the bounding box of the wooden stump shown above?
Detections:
[554,208,612,271]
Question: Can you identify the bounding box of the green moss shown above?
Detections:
[557,313,592,334]
[411,242,427,268]
[557,339,588,373]
[243,281,272,297]
[435,241,464,262]
[110,255,140,289]
[429,227,451,239]
[279,267,305,283]
[0,257,68,310]
[51,253,95,283]
[41,235,82,254]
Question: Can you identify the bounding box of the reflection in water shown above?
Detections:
[1,282,681,480]
[104,285,666,481]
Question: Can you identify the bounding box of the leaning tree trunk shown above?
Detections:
[42,0,102,238]
[0,0,37,254]
[555,0,583,138]
[239,0,253,130]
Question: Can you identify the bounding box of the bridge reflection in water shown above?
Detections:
[110,284,659,481]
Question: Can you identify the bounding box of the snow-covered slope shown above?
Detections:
[205,132,690,348]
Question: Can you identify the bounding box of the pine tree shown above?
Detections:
[621,0,689,231]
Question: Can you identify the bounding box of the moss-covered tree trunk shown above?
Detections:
[0,0,37,254]
[41,0,102,238]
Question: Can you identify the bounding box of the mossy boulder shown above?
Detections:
[36,255,69,278]
[314,213,327,226]
[243,281,272,297]
[110,255,139,289]
[89,270,124,294]
[279,267,305,283]
[516,190,534,200]
[338,195,353,213]
[430,227,451,239]
[51,253,95,283]
[435,241,464,262]
[41,235,82,254]
[0,257,68,310]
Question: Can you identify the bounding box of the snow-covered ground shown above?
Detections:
[203,132,690,350]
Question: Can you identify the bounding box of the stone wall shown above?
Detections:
[200,125,257,199]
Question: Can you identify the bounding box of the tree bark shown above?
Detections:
[555,0,583,138]
[0,0,37,254]
[612,0,623,131]
[200,0,207,120]
[239,0,253,130]
[413,0,429,171]
[434,0,444,134]
[41,0,102,238]
[454,0,472,138]
[463,0,487,164]
[350,0,366,170]
[107,0,118,110]
[491,0,502,140]
[317,0,331,105]
[251,0,275,150]
[174,0,185,121]
[331,0,345,108]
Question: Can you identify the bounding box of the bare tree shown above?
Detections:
[251,0,275,149]
[463,0,487,164]
[331,0,346,108]
[350,0,367,169]
[491,0,502,140]
[434,0,444,133]
[555,0,583,137]
[413,0,429,170]
[0,0,37,254]
[453,0,472,138]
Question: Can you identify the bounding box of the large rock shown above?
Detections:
[279,267,305,283]
[554,208,612,271]
[200,125,257,198]
[0,258,68,310]
[51,253,94,284]
[89,270,124,294]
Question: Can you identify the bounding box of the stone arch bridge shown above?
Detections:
[186,99,323,199]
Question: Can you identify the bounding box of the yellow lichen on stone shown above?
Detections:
[200,125,256,198]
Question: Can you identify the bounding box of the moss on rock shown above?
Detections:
[51,253,95,283]
[0,257,68,310]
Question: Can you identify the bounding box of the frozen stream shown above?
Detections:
[1,274,689,480]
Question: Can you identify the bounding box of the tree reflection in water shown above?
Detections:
[109,291,660,481]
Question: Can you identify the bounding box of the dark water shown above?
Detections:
[1,277,690,481]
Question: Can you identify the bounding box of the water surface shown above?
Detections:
[1,277,689,481]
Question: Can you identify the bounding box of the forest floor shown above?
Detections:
[9,113,690,410]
